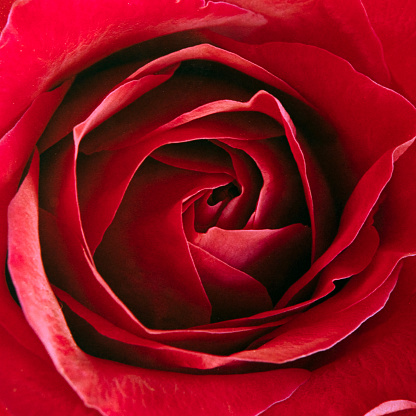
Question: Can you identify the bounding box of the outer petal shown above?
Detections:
[261,257,416,416]
[0,325,99,416]
[0,82,71,363]
[0,0,265,135]
[362,0,416,105]
[364,401,416,416]
[220,0,390,85]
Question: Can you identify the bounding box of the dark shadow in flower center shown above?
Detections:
[207,181,241,206]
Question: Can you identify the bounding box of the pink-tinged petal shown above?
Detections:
[74,362,310,416]
[207,36,416,178]
[94,157,232,329]
[364,401,416,416]
[196,224,311,303]
[235,248,401,364]
[215,0,390,85]
[0,324,99,416]
[0,82,72,363]
[362,0,416,105]
[0,274,49,362]
[190,244,272,321]
[0,0,266,136]
[261,257,416,416]
[277,138,415,308]
[7,152,310,413]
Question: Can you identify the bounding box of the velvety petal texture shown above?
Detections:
[1,0,416,415]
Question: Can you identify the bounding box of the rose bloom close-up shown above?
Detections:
[1,0,416,415]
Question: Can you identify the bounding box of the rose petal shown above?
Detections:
[190,243,272,321]
[207,36,416,178]
[222,138,308,230]
[75,42,302,155]
[196,224,311,303]
[77,99,282,252]
[94,157,233,329]
[375,143,416,255]
[261,257,416,415]
[235,248,401,364]
[0,325,99,416]
[151,139,235,175]
[73,67,178,146]
[0,0,266,135]
[39,208,148,335]
[364,401,416,416]
[277,138,415,308]
[0,80,71,245]
[53,285,239,372]
[0,82,73,367]
[54,280,291,360]
[212,142,263,229]
[7,152,310,414]
[362,0,416,105]
[37,59,151,153]
[136,89,335,257]
[221,0,390,85]
[78,62,261,155]
[312,224,380,300]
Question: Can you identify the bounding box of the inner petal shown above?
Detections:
[93,157,232,329]
[195,225,311,304]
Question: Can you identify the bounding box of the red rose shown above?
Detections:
[1,0,416,415]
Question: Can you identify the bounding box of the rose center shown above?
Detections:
[207,182,241,206]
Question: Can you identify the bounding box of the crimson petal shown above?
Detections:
[0,0,265,135]
[7,151,310,414]
[196,225,311,302]
[94,157,232,329]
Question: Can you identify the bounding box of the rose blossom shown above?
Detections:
[1,0,416,415]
